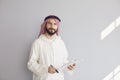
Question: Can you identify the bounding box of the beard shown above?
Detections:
[45,27,57,36]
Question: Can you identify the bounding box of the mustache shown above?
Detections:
[48,28,56,31]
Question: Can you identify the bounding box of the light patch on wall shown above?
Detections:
[101,16,120,40]
[103,65,120,80]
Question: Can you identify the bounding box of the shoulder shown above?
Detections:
[33,35,45,44]
[31,38,41,47]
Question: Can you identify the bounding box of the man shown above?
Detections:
[27,15,76,80]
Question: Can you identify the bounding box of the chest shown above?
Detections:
[39,41,66,66]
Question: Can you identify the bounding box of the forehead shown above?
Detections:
[47,19,56,23]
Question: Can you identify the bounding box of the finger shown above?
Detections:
[48,69,56,74]
[73,63,76,66]
[52,69,57,73]
[69,65,73,68]
[68,67,73,70]
[68,66,73,70]
[48,67,56,73]
[68,65,75,70]
[68,65,72,68]
[50,65,58,73]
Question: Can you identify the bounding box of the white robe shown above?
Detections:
[27,34,69,80]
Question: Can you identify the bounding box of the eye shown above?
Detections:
[54,23,57,25]
[47,22,51,24]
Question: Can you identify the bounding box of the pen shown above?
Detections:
[50,65,59,73]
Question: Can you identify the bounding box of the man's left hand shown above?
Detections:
[67,63,76,71]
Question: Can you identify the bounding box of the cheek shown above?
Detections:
[46,24,51,28]
[54,25,58,30]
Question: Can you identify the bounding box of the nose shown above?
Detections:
[51,23,54,28]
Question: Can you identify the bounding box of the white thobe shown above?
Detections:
[27,34,69,80]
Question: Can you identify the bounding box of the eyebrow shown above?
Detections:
[47,21,56,24]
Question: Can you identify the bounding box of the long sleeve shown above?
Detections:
[27,40,48,76]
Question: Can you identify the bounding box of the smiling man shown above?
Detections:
[27,15,76,80]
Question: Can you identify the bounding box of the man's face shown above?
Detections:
[45,19,58,36]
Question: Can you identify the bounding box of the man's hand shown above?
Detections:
[48,65,57,74]
[67,63,76,71]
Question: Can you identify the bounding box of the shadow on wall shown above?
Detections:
[103,65,120,80]
[101,16,120,80]
[101,16,120,40]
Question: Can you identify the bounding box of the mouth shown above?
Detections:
[49,28,55,32]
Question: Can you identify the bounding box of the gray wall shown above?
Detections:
[0,0,120,80]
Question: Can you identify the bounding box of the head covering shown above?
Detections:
[44,15,61,22]
[38,15,61,37]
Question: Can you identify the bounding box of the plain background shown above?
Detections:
[0,0,120,80]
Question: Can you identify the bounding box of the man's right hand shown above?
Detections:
[48,66,57,74]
